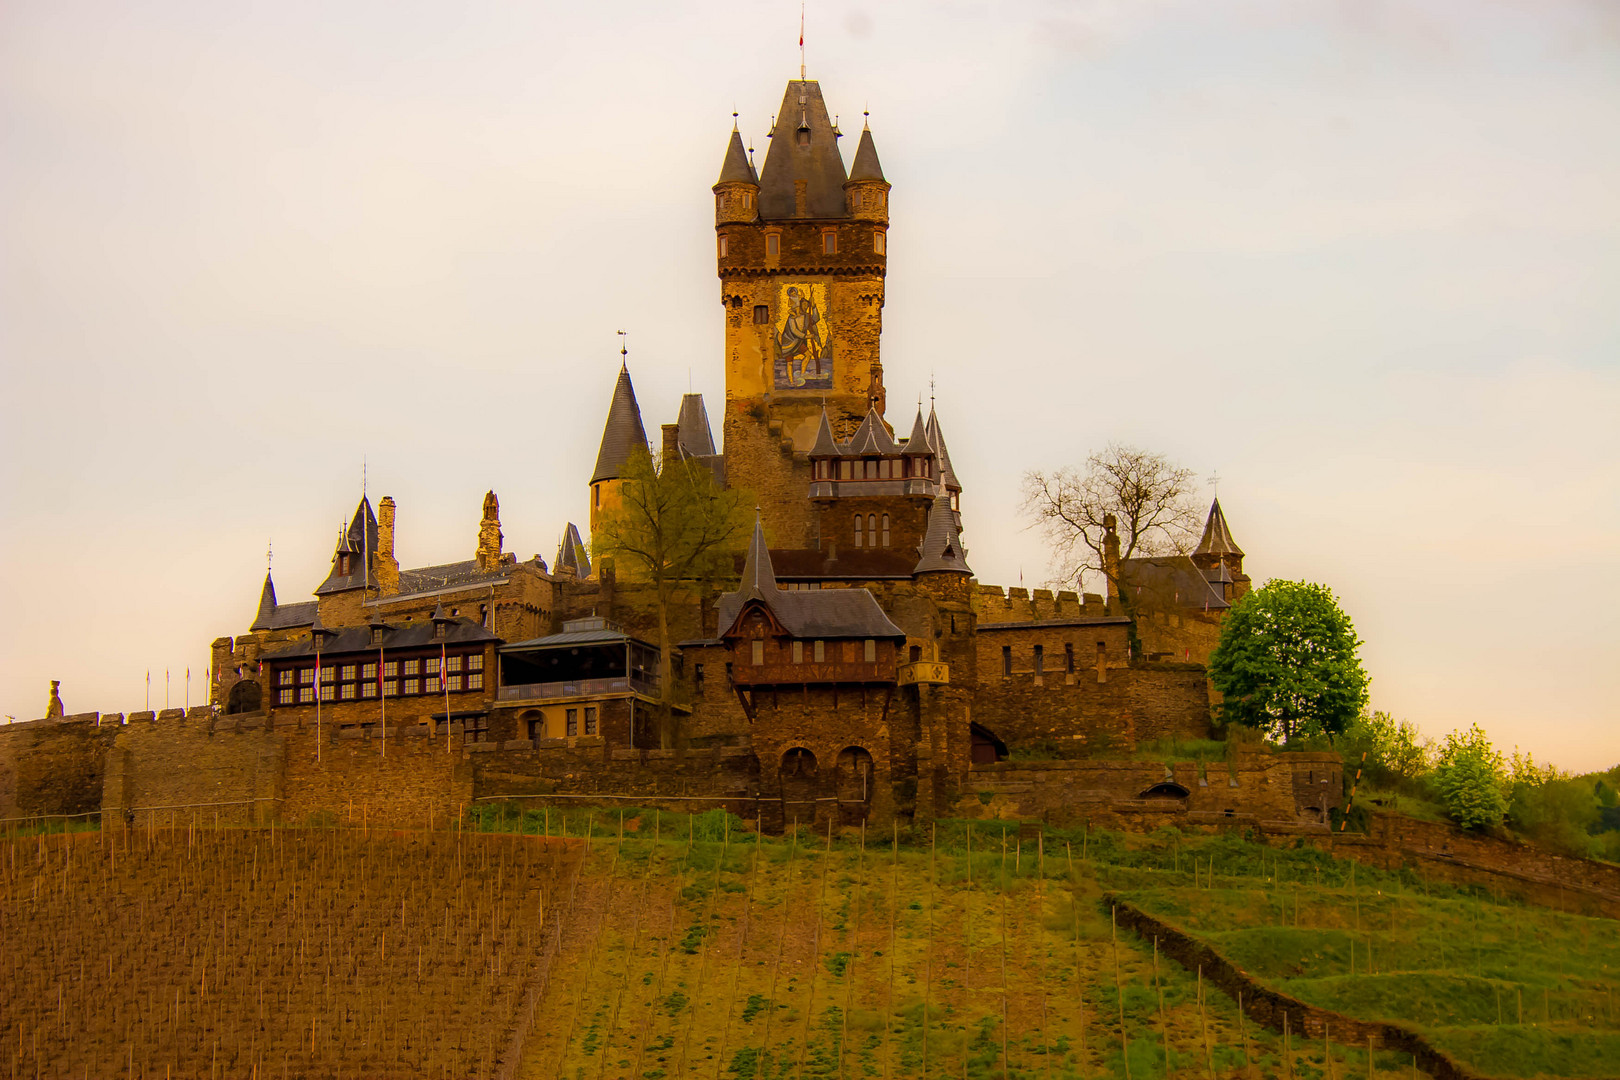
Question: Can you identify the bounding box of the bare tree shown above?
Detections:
[593,446,754,747]
[1020,443,1200,603]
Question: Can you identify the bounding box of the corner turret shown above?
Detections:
[844,118,890,225]
[714,121,759,227]
[1191,497,1249,599]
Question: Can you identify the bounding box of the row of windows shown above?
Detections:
[749,638,880,665]
[853,514,890,548]
[812,458,933,481]
[999,642,1107,676]
[719,230,886,259]
[272,653,484,706]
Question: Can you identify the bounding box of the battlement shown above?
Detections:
[973,584,1111,624]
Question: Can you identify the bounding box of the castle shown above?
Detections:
[0,72,1341,834]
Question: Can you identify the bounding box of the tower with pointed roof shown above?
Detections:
[1189,498,1249,601]
[715,77,891,545]
[589,360,650,550]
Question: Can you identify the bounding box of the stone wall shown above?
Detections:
[968,659,1211,755]
[0,714,118,821]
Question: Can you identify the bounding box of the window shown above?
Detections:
[383,661,398,678]
[425,657,440,676]
[320,666,334,684]
[320,684,335,702]
[340,683,356,701]
[1065,643,1075,674]
[743,192,753,209]
[465,717,490,744]
[298,686,315,704]
[361,680,377,699]
[765,234,779,257]
[371,627,385,646]
[340,664,356,682]
[446,656,462,672]
[468,654,483,671]
[446,673,462,692]
[822,231,837,254]
[278,688,294,706]
[851,190,862,210]
[1034,644,1044,676]
[362,662,377,681]
[278,670,294,687]
[404,678,419,695]
[874,230,886,255]
[718,235,729,258]
[1002,645,1013,676]
[467,671,483,690]
[881,514,890,547]
[584,707,598,736]
[725,662,734,687]
[864,639,876,662]
[867,514,877,544]
[565,708,578,737]
[403,659,418,676]
[853,515,864,548]
[792,641,803,664]
[910,645,922,662]
[694,663,705,692]
[751,640,765,666]
[813,640,825,663]
[754,304,769,324]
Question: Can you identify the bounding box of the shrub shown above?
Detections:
[1433,725,1507,830]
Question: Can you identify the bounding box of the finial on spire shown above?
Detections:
[732,110,739,130]
[267,539,273,572]
[617,329,629,363]
[863,108,870,130]
[930,373,936,407]
[1208,471,1221,497]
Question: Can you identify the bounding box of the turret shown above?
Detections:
[316,497,378,597]
[590,361,649,537]
[844,118,890,225]
[713,121,759,227]
[1191,497,1249,599]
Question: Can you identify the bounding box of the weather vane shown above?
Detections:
[1209,471,1222,497]
[617,329,628,359]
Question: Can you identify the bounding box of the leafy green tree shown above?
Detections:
[593,446,753,747]
[1207,579,1369,742]
[1336,710,1432,789]
[1433,724,1509,830]
[1507,750,1599,855]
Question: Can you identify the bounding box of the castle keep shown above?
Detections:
[0,73,1337,835]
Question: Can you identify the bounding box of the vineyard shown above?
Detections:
[1,823,578,1079]
[3,810,1613,1079]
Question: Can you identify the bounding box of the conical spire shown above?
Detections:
[901,407,931,455]
[914,494,972,575]
[736,514,779,603]
[809,406,843,457]
[848,126,885,182]
[345,496,378,556]
[250,571,278,631]
[1195,498,1244,558]
[676,393,716,457]
[758,80,848,219]
[716,127,756,185]
[925,406,960,491]
[591,363,650,485]
[555,523,592,580]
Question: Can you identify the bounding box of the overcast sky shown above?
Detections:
[2,1,1616,771]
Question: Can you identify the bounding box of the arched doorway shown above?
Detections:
[780,748,819,827]
[969,723,1008,765]
[517,709,544,740]
[225,679,262,715]
[1139,782,1191,800]
[835,746,875,825]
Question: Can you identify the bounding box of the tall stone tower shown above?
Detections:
[715,80,890,546]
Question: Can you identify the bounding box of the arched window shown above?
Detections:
[881,514,890,547]
[867,514,877,544]
[853,515,864,548]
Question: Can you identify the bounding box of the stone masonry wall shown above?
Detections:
[0,715,118,821]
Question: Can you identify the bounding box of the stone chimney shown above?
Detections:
[375,496,400,595]
[1102,513,1121,614]
[661,423,681,467]
[476,491,504,572]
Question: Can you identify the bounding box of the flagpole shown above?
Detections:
[185,667,190,712]
[145,670,150,713]
[443,642,451,756]
[165,669,170,712]
[315,640,322,764]
[379,645,386,758]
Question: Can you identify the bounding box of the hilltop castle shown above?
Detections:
[1,73,1340,834]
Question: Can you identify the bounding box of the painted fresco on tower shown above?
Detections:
[773,282,834,390]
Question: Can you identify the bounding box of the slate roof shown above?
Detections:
[809,407,843,457]
[502,618,652,652]
[716,127,756,185]
[676,393,717,457]
[767,548,917,580]
[250,584,319,632]
[591,363,649,485]
[925,407,960,492]
[1118,556,1230,612]
[716,519,905,639]
[913,494,972,575]
[1195,498,1244,559]
[901,408,931,455]
[846,407,897,454]
[315,497,382,596]
[395,558,513,595]
[555,523,591,581]
[262,617,498,660]
[758,80,848,220]
[848,125,885,182]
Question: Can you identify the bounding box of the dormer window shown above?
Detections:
[339,553,351,575]
[371,626,385,646]
[434,621,447,641]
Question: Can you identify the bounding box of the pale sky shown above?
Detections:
[2,1,1616,771]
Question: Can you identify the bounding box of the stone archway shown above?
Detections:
[225,679,262,715]
[780,748,819,828]
[517,709,544,740]
[1139,781,1191,800]
[835,746,875,825]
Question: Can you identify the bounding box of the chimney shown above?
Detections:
[1102,513,1121,614]
[661,423,681,466]
[476,491,504,572]
[376,496,400,595]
